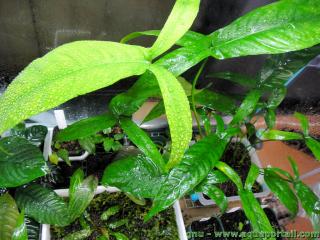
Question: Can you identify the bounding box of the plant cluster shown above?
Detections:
[1,0,320,239]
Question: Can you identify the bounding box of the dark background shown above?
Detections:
[0,0,319,122]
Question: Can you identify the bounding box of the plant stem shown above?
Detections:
[191,58,208,139]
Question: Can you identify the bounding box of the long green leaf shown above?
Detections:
[209,0,320,59]
[142,101,165,123]
[55,113,117,141]
[68,169,98,221]
[0,41,150,134]
[305,137,320,160]
[15,184,71,226]
[109,46,210,116]
[146,134,228,220]
[230,90,261,125]
[264,169,298,215]
[149,0,200,58]
[149,65,192,169]
[207,72,258,88]
[120,117,165,172]
[245,164,260,191]
[0,137,48,188]
[239,190,275,236]
[12,210,28,240]
[102,154,163,198]
[257,129,303,141]
[0,193,20,240]
[121,30,208,48]
[215,161,243,190]
[294,112,309,136]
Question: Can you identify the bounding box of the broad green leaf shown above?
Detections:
[239,189,275,236]
[0,193,20,240]
[230,90,261,125]
[294,112,309,136]
[264,169,298,215]
[55,114,117,141]
[68,169,98,221]
[194,89,237,113]
[268,167,293,182]
[120,117,165,171]
[207,72,258,88]
[245,164,260,191]
[305,137,320,160]
[12,210,28,240]
[0,137,48,188]
[149,0,200,58]
[0,41,150,134]
[109,46,210,116]
[209,0,320,59]
[121,30,208,48]
[102,155,163,198]
[294,180,319,216]
[216,161,243,190]
[205,170,229,184]
[146,134,228,220]
[259,44,320,88]
[257,129,303,141]
[149,65,192,169]
[15,184,71,226]
[11,124,48,144]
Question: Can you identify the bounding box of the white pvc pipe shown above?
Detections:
[54,110,67,129]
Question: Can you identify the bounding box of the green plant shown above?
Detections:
[1,0,320,238]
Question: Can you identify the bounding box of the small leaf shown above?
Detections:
[257,129,303,141]
[142,101,165,123]
[305,137,320,160]
[55,114,117,141]
[111,232,129,240]
[149,0,200,58]
[15,184,71,226]
[294,112,309,136]
[101,206,120,221]
[102,155,162,198]
[0,193,20,240]
[68,169,98,221]
[57,149,71,166]
[230,90,261,125]
[288,157,300,179]
[264,169,298,215]
[265,109,276,129]
[239,189,275,236]
[0,41,150,134]
[114,133,124,141]
[209,0,320,59]
[120,117,165,172]
[0,137,48,188]
[63,229,92,240]
[149,65,192,169]
[111,141,122,152]
[245,164,260,191]
[79,137,96,154]
[103,138,114,152]
[12,210,28,240]
[49,153,59,165]
[216,161,243,191]
[146,134,228,220]
[198,108,211,136]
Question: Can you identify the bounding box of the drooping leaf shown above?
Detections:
[0,193,20,240]
[149,65,192,169]
[288,157,300,179]
[0,41,150,134]
[102,155,163,198]
[239,189,275,236]
[12,210,28,240]
[57,149,71,166]
[207,72,258,88]
[149,0,200,58]
[257,129,303,141]
[68,169,98,221]
[109,46,210,117]
[215,161,243,191]
[0,137,48,188]
[121,30,208,48]
[245,164,260,191]
[15,184,71,226]
[209,0,320,59]
[120,117,165,172]
[146,134,228,220]
[55,114,117,141]
[230,90,261,125]
[305,137,320,160]
[264,169,298,215]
